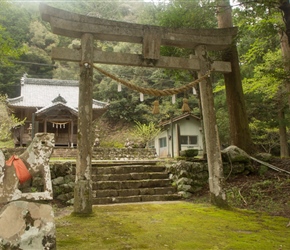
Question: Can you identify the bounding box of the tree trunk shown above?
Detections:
[280,31,290,108]
[216,0,254,154]
[279,31,290,158]
[278,105,289,158]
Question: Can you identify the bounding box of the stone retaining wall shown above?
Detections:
[3,146,257,204]
[92,148,157,160]
[2,147,157,160]
[18,159,257,205]
[166,160,256,198]
[52,147,158,160]
[19,162,76,205]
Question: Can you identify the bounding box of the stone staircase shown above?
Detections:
[91,161,181,204]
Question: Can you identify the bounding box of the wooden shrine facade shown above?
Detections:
[7,75,108,147]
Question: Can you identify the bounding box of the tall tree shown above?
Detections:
[217,0,254,153]
[236,0,290,157]
[0,1,27,96]
[243,48,289,156]
[278,26,290,157]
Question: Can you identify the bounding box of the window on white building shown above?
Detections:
[180,135,198,145]
[159,137,167,148]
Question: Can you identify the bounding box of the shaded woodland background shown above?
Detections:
[0,0,290,156]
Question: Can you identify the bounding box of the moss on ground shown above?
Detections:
[56,202,290,250]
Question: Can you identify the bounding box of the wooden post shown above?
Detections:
[74,33,94,214]
[31,113,35,139]
[195,45,228,208]
[70,120,74,147]
[44,118,47,133]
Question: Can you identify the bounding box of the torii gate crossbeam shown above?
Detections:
[40,3,236,213]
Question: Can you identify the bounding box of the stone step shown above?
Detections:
[90,161,181,205]
[92,165,166,175]
[94,187,176,198]
[92,179,172,190]
[92,194,181,205]
[92,172,169,181]
[92,160,158,167]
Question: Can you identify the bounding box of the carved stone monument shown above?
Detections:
[0,133,56,249]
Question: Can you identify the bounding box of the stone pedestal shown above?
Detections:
[0,201,56,250]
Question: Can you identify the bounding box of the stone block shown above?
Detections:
[221,145,250,163]
[0,201,56,249]
[118,189,140,196]
[52,176,64,186]
[139,188,155,195]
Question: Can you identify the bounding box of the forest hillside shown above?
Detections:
[0,0,290,157]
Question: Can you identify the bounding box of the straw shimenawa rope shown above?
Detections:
[93,64,212,97]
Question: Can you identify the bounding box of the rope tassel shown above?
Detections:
[181,98,190,113]
[152,100,159,114]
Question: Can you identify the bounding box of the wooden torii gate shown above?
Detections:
[40,4,237,213]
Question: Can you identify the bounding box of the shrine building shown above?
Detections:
[7,74,108,147]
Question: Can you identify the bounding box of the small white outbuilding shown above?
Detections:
[153,113,204,158]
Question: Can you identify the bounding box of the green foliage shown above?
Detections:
[234,2,282,79]
[0,139,14,148]
[0,95,26,142]
[1,0,289,154]
[0,1,28,96]
[0,1,53,96]
[180,149,199,157]
[132,121,161,146]
[249,118,280,154]
[241,47,289,154]
[232,0,290,155]
[0,26,25,66]
[99,141,124,148]
[155,0,217,29]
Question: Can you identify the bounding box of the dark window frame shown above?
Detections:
[159,137,167,148]
[180,135,198,145]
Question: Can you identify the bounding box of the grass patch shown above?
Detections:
[0,139,14,148]
[56,202,290,250]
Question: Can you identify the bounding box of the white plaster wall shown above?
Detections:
[154,117,204,158]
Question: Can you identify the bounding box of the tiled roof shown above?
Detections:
[159,113,200,126]
[35,102,78,116]
[7,75,108,109]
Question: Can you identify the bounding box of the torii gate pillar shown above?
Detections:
[195,46,228,208]
[74,33,94,214]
